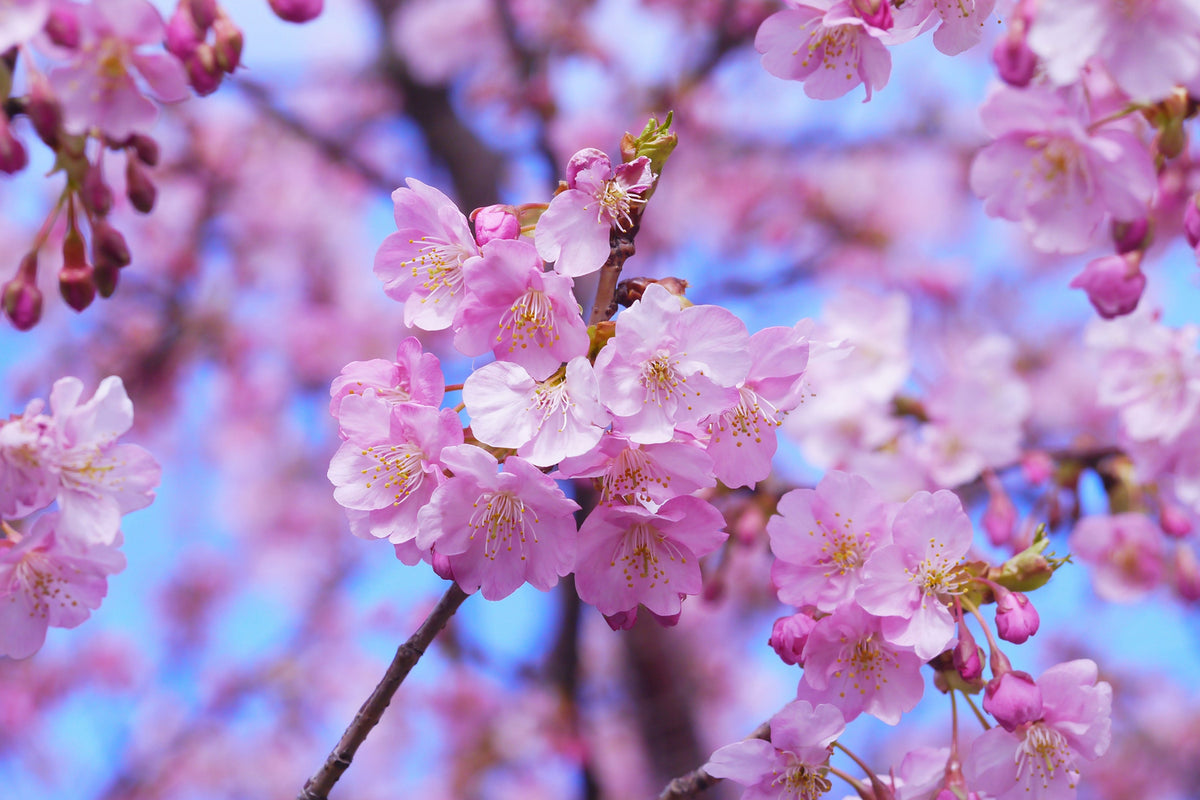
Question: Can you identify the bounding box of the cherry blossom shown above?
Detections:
[328,336,446,418]
[556,432,716,507]
[1069,513,1165,602]
[0,0,49,53]
[534,148,654,278]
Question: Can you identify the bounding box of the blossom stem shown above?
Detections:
[827,765,869,797]
[656,721,769,799]
[443,383,463,392]
[296,582,470,800]
[832,740,887,792]
[961,690,992,731]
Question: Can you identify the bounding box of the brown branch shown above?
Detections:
[297,582,471,800]
[656,721,770,800]
[588,222,643,326]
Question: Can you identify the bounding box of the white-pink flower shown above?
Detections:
[1069,513,1164,602]
[593,283,749,444]
[328,392,463,544]
[768,470,893,613]
[416,446,580,600]
[373,178,481,330]
[534,148,654,278]
[1028,0,1200,102]
[0,396,57,519]
[329,336,445,419]
[966,659,1112,800]
[557,432,716,507]
[573,495,727,621]
[928,0,996,55]
[855,489,972,660]
[454,238,589,380]
[704,700,844,800]
[0,513,125,660]
[48,0,189,140]
[462,357,609,468]
[969,85,1156,254]
[755,0,892,101]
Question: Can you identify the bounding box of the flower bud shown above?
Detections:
[92,219,131,272]
[3,252,43,330]
[851,0,892,29]
[128,133,160,167]
[1160,502,1193,538]
[471,204,520,245]
[185,45,224,96]
[1021,451,1053,485]
[187,0,218,29]
[27,72,62,149]
[1069,253,1145,319]
[952,624,984,682]
[165,4,203,60]
[994,588,1039,644]
[268,0,324,23]
[213,15,243,73]
[983,487,1016,548]
[92,260,119,298]
[45,6,81,49]
[769,612,817,666]
[125,156,157,214]
[1111,217,1150,255]
[992,33,1037,88]
[1173,545,1200,602]
[983,670,1043,732]
[82,162,113,216]
[0,116,28,174]
[59,230,95,311]
[1184,193,1200,250]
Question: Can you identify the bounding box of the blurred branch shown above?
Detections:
[656,721,770,800]
[297,582,471,800]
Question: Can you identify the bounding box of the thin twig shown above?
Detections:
[656,721,770,800]
[297,582,471,800]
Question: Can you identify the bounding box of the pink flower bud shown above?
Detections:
[187,0,218,29]
[82,162,113,217]
[92,219,131,272]
[983,669,1043,732]
[27,72,62,149]
[3,253,43,331]
[213,16,243,73]
[983,489,1017,548]
[952,625,983,682]
[59,231,95,312]
[471,204,521,245]
[165,5,204,60]
[1069,253,1145,319]
[851,0,892,29]
[1160,503,1193,538]
[128,134,160,167]
[994,588,1039,644]
[93,260,119,298]
[125,156,157,214]
[185,46,224,96]
[1184,193,1200,250]
[0,116,28,175]
[992,33,1037,88]
[1173,545,1200,602]
[268,0,323,23]
[1111,217,1150,254]
[45,6,80,49]
[768,612,816,666]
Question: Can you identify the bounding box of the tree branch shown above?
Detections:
[297,582,471,800]
[656,721,770,800]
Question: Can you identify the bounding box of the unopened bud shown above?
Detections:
[128,133,160,167]
[769,612,817,666]
[3,252,43,330]
[471,204,520,245]
[952,623,984,681]
[59,231,95,311]
[994,587,1039,644]
[268,0,324,23]
[45,6,81,49]
[165,5,203,60]
[187,0,218,29]
[92,219,131,272]
[92,260,119,298]
[983,670,1043,732]
[1173,545,1200,602]
[184,45,223,96]
[213,15,243,73]
[1184,194,1200,250]
[125,155,157,213]
[851,0,892,29]
[1111,217,1151,255]
[619,113,676,190]
[82,162,113,216]
[1161,502,1193,538]
[0,116,27,174]
[1069,252,1145,319]
[983,487,1017,548]
[992,33,1036,88]
[27,72,62,149]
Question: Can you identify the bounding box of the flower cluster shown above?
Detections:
[0,375,160,658]
[332,133,811,627]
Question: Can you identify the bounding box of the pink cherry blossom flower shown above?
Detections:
[967,659,1112,800]
[462,357,609,468]
[328,392,463,544]
[856,489,972,660]
[797,603,926,724]
[48,376,160,546]
[416,445,580,600]
[769,610,818,666]
[48,0,189,140]
[928,0,995,55]
[0,513,125,660]
[593,283,749,444]
[754,0,892,101]
[454,238,589,380]
[329,336,445,419]
[373,178,481,330]
[556,432,716,507]
[705,323,809,489]
[0,0,49,53]
[573,495,727,621]
[1028,0,1200,101]
[534,148,654,278]
[0,397,58,519]
[704,700,844,800]
[769,470,893,613]
[1069,512,1164,602]
[969,85,1156,254]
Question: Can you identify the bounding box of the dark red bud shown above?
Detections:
[3,252,43,330]
[125,156,157,214]
[128,133,160,167]
[27,72,62,149]
[0,118,28,174]
[268,0,324,23]
[184,46,223,96]
[82,162,113,216]
[165,5,203,60]
[59,231,95,311]
[92,261,119,298]
[187,0,218,29]
[92,219,131,271]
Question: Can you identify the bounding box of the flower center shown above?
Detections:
[711,387,783,446]
[360,443,427,504]
[640,355,688,407]
[596,181,645,231]
[611,521,683,585]
[408,239,469,306]
[602,447,671,503]
[499,289,556,350]
[1015,723,1079,791]
[468,491,536,560]
[771,763,833,800]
